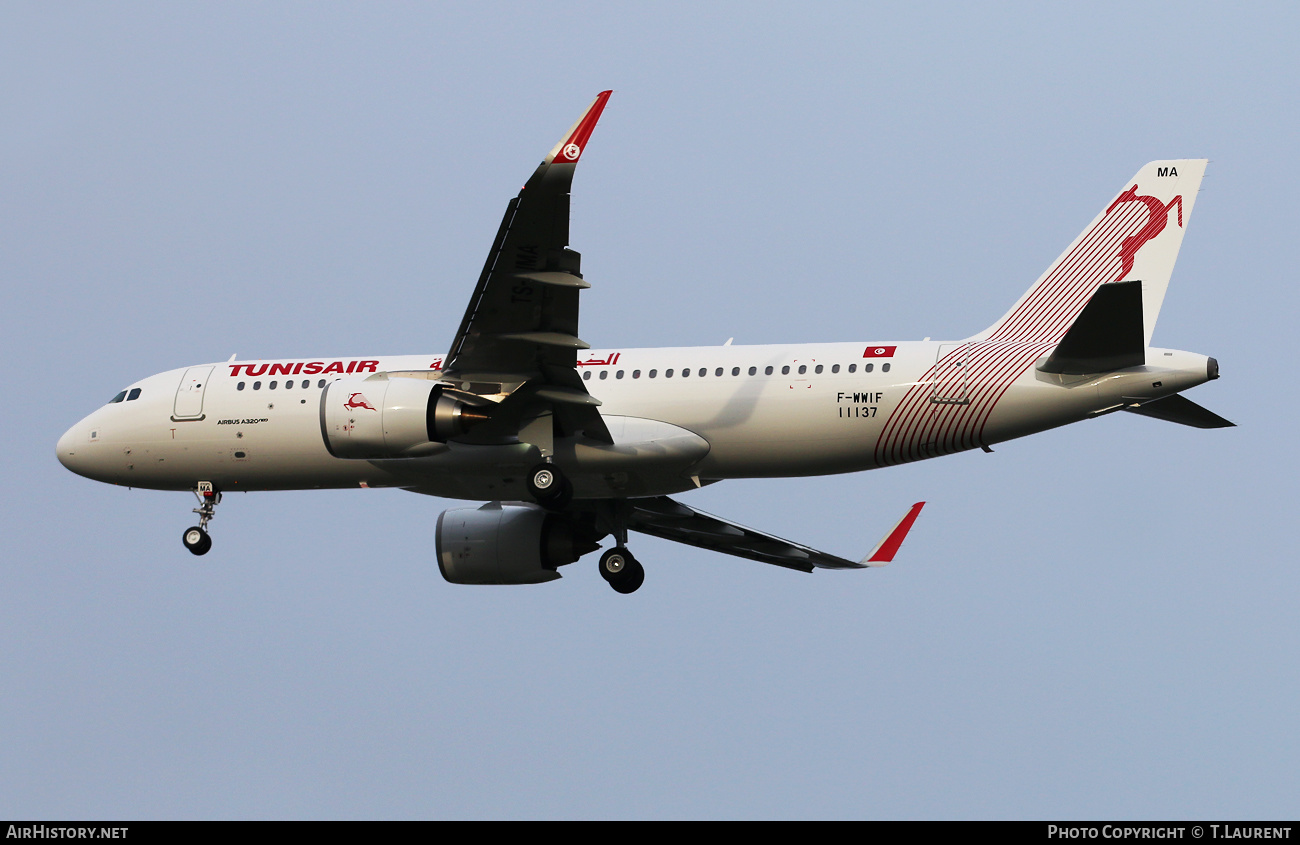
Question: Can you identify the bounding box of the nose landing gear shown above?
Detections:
[182,482,220,556]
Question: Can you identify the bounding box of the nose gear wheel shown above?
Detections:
[183,483,220,556]
[182,526,211,555]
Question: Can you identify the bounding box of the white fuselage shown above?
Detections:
[57,340,1214,501]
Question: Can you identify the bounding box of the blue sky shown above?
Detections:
[3,2,1296,819]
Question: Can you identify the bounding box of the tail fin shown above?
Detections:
[973,160,1207,347]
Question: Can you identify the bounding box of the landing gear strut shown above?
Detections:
[599,547,644,594]
[527,462,573,510]
[182,482,220,556]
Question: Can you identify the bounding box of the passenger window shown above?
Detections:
[616,370,624,379]
[848,364,856,373]
[883,363,891,372]
[269,381,278,389]
[599,370,608,380]
[681,368,689,378]
[815,365,823,374]
[798,365,807,375]
[633,370,641,379]
[583,371,592,380]
[765,366,773,375]
[253,381,262,390]
[781,365,790,375]
[732,367,740,376]
[649,369,658,378]
[237,382,246,391]
[749,367,757,376]
[716,367,724,377]
[699,368,706,377]
[865,363,874,372]
[127,388,142,401]
[317,379,326,388]
[832,364,840,373]
[285,380,294,389]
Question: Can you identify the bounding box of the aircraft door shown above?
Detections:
[931,343,970,406]
[173,366,214,420]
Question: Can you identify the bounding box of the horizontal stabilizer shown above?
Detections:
[1039,280,1145,375]
[1123,393,1236,429]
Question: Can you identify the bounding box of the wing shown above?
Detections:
[626,497,925,573]
[442,91,613,444]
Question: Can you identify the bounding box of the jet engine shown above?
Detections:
[436,503,601,585]
[320,374,493,459]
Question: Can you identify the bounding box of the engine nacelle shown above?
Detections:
[436,503,598,585]
[320,374,492,459]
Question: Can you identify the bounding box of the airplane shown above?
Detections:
[56,91,1232,594]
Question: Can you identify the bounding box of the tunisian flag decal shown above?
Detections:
[863,346,897,358]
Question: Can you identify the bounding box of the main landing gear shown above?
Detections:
[598,547,644,594]
[592,501,644,594]
[182,482,220,556]
[527,462,573,510]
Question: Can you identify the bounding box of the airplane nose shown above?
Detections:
[56,425,81,473]
[56,419,100,479]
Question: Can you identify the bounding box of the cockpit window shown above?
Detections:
[109,390,127,404]
[127,388,142,401]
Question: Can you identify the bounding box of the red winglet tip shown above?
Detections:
[866,502,925,564]
[549,91,613,164]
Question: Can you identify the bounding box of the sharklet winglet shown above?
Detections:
[861,502,926,567]
[544,90,612,165]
